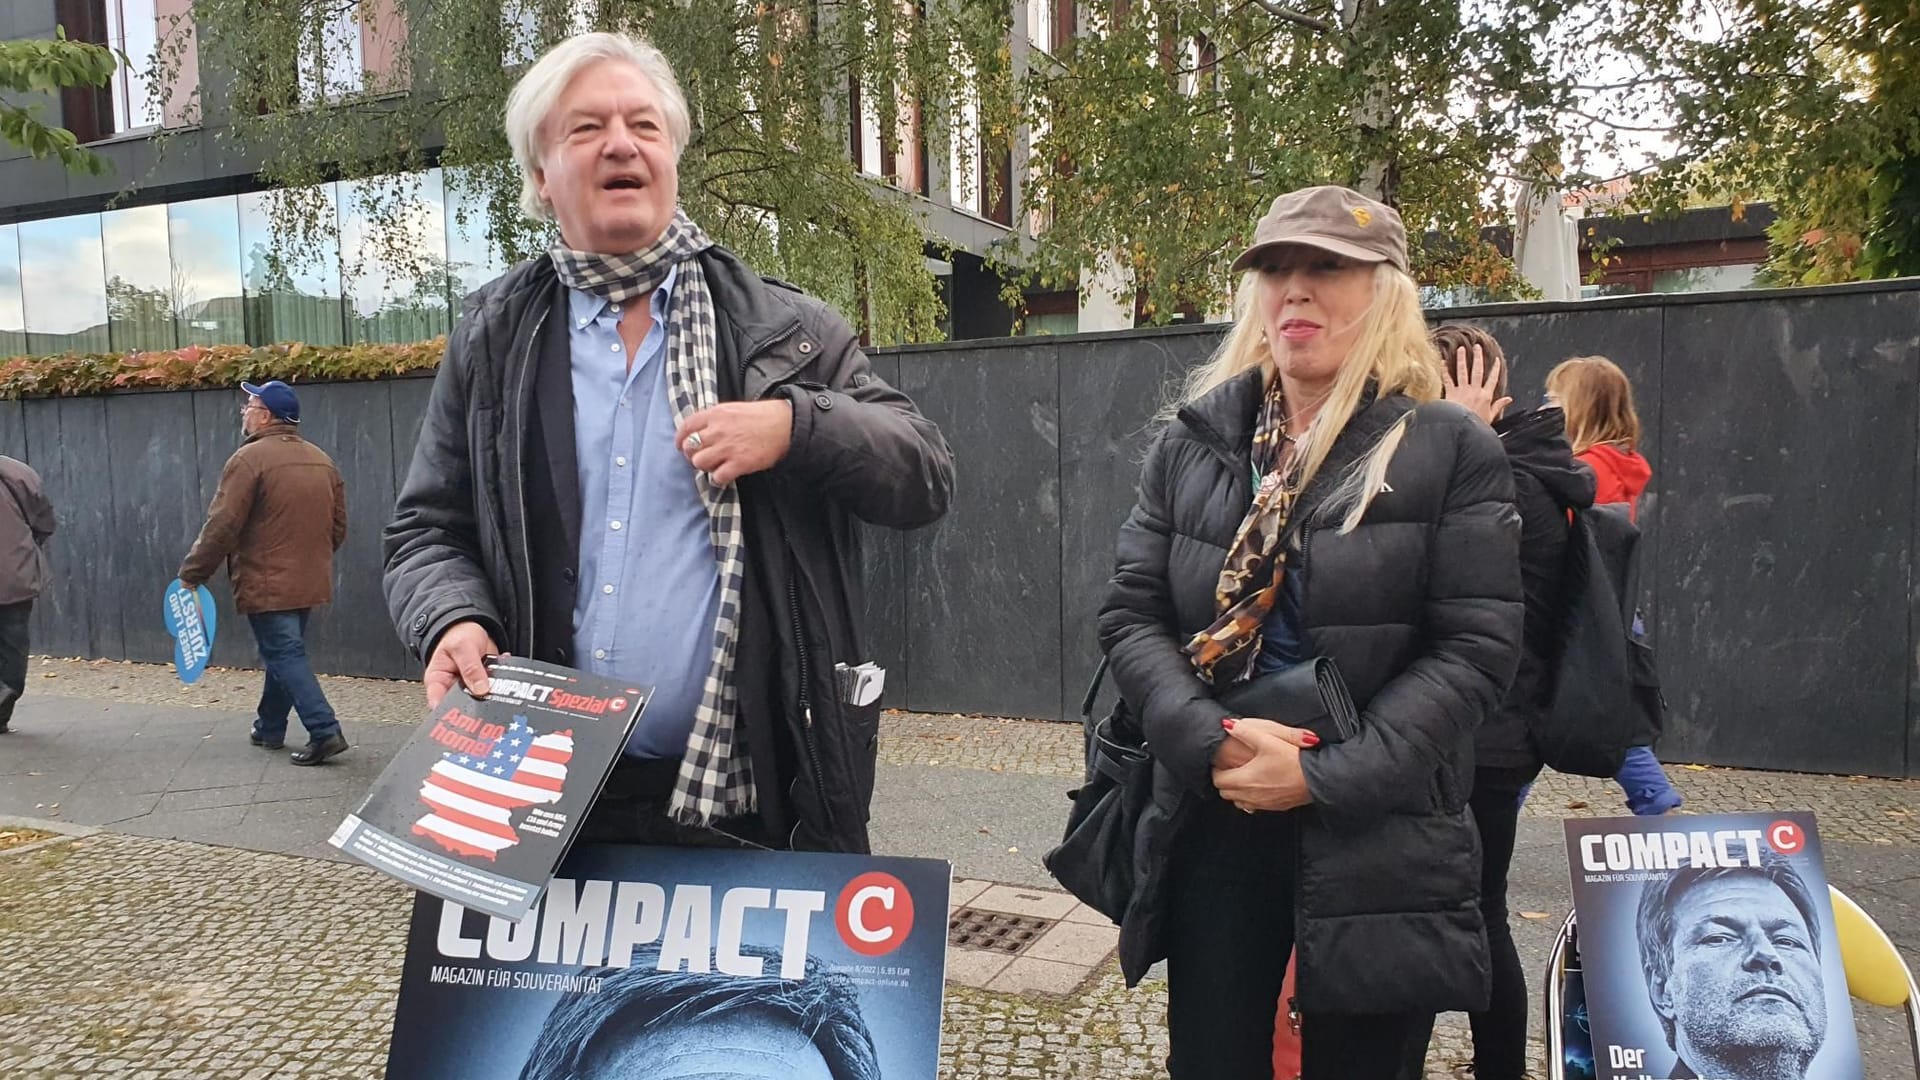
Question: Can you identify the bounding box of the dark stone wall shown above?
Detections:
[4,279,1917,776]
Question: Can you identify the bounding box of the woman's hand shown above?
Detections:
[1212,717,1319,813]
[1441,343,1511,426]
[1212,721,1256,770]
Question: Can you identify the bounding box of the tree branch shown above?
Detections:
[1247,0,1334,35]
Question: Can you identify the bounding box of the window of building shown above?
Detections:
[502,0,595,66]
[0,226,25,358]
[950,52,983,215]
[55,0,190,139]
[983,138,1014,226]
[239,187,346,346]
[101,203,178,351]
[852,82,927,194]
[19,214,110,355]
[1028,111,1051,236]
[1027,0,1073,54]
[341,171,451,344]
[167,195,246,346]
[856,80,886,179]
[1579,280,1642,299]
[298,7,365,103]
[1653,263,1760,293]
[105,0,164,131]
[443,165,514,306]
[1022,311,1078,335]
[155,0,202,126]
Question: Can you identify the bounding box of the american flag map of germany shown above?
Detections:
[411,717,574,860]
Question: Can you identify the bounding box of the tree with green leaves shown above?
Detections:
[155,0,1019,344]
[1600,0,1920,283]
[1015,0,1920,320]
[0,33,118,174]
[1010,0,1587,319]
[150,0,1913,343]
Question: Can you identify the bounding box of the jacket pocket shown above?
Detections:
[843,698,882,824]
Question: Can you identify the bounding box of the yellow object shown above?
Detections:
[1830,885,1916,1008]
[1351,207,1372,227]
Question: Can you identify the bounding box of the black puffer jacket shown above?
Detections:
[1479,407,1595,771]
[383,247,953,854]
[1098,370,1522,1014]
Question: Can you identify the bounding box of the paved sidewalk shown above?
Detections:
[2,657,1917,1077]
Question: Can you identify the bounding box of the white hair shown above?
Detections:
[503,31,693,222]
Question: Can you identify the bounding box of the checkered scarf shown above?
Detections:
[550,209,756,824]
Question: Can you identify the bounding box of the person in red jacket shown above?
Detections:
[1546,355,1652,516]
[1545,355,1680,814]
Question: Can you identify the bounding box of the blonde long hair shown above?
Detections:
[1170,263,1440,532]
[1547,355,1641,454]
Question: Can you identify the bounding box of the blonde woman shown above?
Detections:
[1097,186,1523,1078]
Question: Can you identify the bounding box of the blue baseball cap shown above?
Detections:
[240,380,300,423]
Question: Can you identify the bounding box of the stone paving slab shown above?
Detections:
[18,657,1919,838]
[2,828,1907,1078]
[6,657,1920,1077]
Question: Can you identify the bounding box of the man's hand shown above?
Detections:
[676,400,794,487]
[1441,343,1511,426]
[425,620,499,709]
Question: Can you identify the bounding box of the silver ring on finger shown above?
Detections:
[686,432,703,451]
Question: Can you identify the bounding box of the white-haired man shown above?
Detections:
[383,32,952,853]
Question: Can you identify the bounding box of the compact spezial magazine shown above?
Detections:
[330,657,649,921]
[384,844,951,1080]
[1563,812,1863,1080]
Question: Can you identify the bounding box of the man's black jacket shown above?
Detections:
[383,247,953,853]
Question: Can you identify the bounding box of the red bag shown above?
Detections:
[1272,950,1301,1079]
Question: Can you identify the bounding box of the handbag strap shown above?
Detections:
[1080,654,1110,723]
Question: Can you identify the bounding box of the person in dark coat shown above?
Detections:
[382,32,951,855]
[1098,185,1523,1080]
[0,454,55,734]
[1431,324,1596,1080]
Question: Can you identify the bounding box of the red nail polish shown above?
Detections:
[1301,732,1321,747]
[1221,718,1236,730]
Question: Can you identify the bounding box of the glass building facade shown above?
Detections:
[0,166,515,358]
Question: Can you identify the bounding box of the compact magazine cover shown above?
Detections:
[385,844,951,1079]
[1564,812,1862,1080]
[331,657,648,920]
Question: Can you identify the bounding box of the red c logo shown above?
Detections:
[836,872,914,957]
[1768,820,1805,855]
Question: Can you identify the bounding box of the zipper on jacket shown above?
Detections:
[510,307,549,659]
[742,321,833,838]
[782,536,837,834]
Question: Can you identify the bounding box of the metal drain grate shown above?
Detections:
[948,907,1057,955]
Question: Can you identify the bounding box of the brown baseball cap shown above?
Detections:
[1229,185,1409,275]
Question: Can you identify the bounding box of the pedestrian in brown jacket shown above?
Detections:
[180,380,350,765]
[0,454,55,734]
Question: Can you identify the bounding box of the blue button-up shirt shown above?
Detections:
[567,268,721,759]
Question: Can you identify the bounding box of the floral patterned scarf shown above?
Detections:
[1183,376,1302,685]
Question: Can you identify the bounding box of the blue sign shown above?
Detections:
[162,579,217,685]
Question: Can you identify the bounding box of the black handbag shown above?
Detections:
[1216,656,1360,744]
[1043,655,1153,923]
[1535,504,1665,776]
[1043,654,1359,923]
